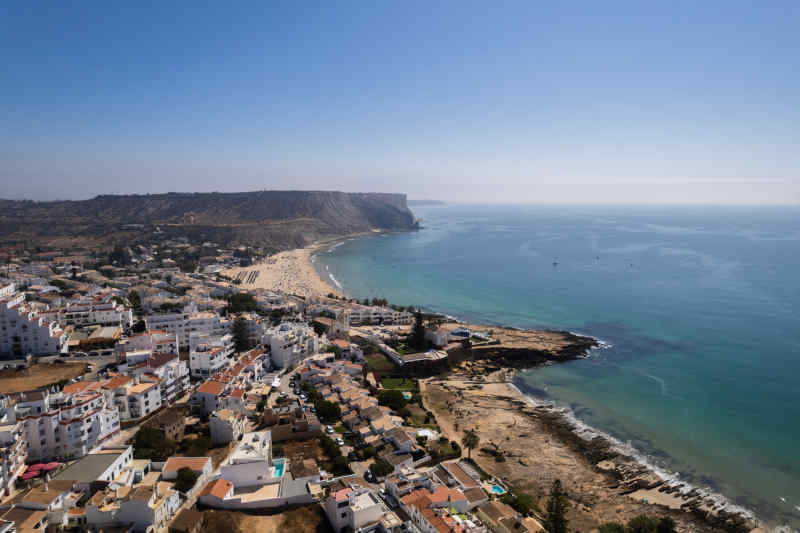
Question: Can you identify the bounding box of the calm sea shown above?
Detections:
[314,204,800,529]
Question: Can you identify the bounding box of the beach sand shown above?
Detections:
[421,365,743,533]
[223,244,341,299]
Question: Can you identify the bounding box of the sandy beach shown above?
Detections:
[421,363,755,533]
[223,243,342,299]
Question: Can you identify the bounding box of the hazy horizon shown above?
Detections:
[2,2,799,205]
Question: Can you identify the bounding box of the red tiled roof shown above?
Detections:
[103,375,133,390]
[199,478,232,499]
[196,381,224,396]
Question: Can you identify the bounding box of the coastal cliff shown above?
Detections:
[0,190,418,249]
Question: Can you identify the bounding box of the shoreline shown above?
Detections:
[239,232,767,531]
[421,364,760,533]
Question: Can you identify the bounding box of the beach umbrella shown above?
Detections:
[43,462,60,471]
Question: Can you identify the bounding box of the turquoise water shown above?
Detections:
[491,484,506,495]
[274,459,285,478]
[316,204,800,528]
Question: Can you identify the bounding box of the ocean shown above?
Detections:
[314,203,800,529]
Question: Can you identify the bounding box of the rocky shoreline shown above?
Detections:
[421,359,760,533]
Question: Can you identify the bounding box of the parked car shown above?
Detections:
[325,425,334,434]
[336,438,345,446]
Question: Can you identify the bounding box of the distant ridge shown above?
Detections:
[0,190,418,250]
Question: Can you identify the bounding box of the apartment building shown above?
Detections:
[0,416,26,497]
[58,295,133,328]
[97,377,162,423]
[115,330,179,360]
[348,305,413,326]
[145,310,229,349]
[0,287,67,357]
[0,389,120,462]
[323,486,398,533]
[189,332,234,379]
[262,322,319,369]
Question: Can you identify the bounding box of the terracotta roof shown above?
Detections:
[229,387,245,399]
[62,381,91,395]
[163,457,211,473]
[199,478,232,499]
[103,375,133,390]
[147,352,177,369]
[332,487,352,502]
[196,380,224,396]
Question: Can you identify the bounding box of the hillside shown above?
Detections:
[0,191,418,250]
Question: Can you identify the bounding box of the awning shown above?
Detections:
[27,463,46,471]
[21,471,40,480]
[42,462,60,471]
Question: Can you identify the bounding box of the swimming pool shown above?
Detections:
[274,460,285,478]
[490,484,506,495]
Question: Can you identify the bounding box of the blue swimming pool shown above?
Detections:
[274,460,285,478]
[490,484,506,495]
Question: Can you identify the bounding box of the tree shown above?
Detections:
[461,429,479,460]
[377,389,407,411]
[314,399,341,423]
[598,524,627,533]
[544,479,569,533]
[626,516,658,533]
[369,458,394,478]
[656,517,677,533]
[226,293,257,314]
[131,319,147,333]
[174,467,199,493]
[232,317,251,353]
[132,427,177,462]
[410,308,426,350]
[501,492,535,516]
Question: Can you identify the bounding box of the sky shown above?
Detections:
[1,1,799,204]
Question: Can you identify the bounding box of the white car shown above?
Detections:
[336,438,345,446]
[325,425,334,434]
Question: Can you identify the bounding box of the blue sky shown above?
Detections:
[1,1,799,203]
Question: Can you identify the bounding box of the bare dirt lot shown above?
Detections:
[0,362,87,393]
[200,505,332,533]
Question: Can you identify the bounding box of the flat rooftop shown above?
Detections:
[53,451,124,483]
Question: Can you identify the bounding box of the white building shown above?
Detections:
[262,322,319,369]
[189,332,234,379]
[219,431,278,488]
[323,486,396,533]
[348,305,412,326]
[0,415,26,498]
[189,381,223,417]
[0,287,68,357]
[98,376,162,423]
[145,310,229,349]
[0,390,120,462]
[85,482,179,532]
[115,330,179,361]
[58,295,133,328]
[210,409,246,446]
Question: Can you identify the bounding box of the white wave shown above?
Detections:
[328,273,343,289]
[508,381,759,526]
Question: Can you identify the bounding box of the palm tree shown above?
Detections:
[462,429,479,460]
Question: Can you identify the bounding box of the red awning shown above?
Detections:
[43,462,60,471]
[27,463,46,471]
[21,471,40,480]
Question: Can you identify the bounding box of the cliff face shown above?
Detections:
[0,190,417,249]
